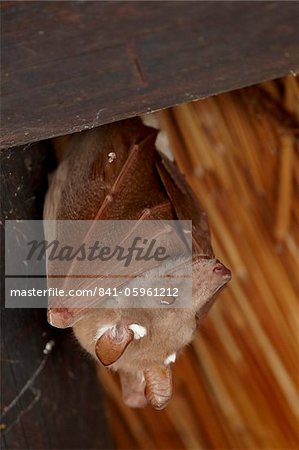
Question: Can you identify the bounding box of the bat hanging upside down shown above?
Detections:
[44,116,231,410]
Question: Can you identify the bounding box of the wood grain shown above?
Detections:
[0,143,113,449]
[1,1,299,149]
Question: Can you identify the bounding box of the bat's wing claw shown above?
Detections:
[47,307,83,328]
[156,152,214,258]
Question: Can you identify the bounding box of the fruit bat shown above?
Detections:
[44,117,231,410]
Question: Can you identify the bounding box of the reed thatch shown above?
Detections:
[98,75,299,449]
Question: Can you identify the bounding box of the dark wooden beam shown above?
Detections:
[0,143,113,449]
[1,1,299,149]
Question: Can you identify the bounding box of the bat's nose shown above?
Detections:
[213,260,231,279]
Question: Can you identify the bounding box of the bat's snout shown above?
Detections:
[213,260,231,280]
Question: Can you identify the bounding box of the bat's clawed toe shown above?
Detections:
[95,325,134,366]
[47,307,77,328]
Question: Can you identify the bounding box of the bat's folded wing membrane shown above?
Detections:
[156,153,214,259]
[46,121,191,328]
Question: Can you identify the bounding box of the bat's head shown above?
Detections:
[73,312,175,410]
[192,257,231,312]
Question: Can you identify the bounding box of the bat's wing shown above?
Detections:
[119,370,147,408]
[45,119,190,328]
[156,153,214,258]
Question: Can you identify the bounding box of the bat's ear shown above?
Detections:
[144,365,172,410]
[95,326,134,366]
[47,308,83,328]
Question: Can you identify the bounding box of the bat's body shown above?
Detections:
[44,117,231,409]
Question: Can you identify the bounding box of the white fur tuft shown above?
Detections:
[128,324,147,339]
[94,324,115,342]
[164,353,176,365]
